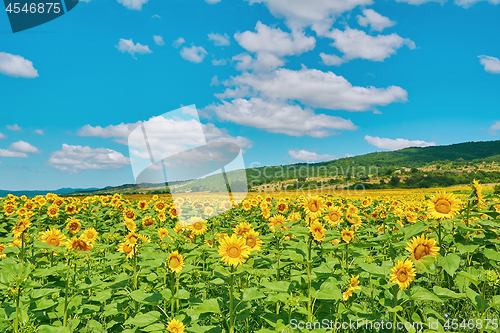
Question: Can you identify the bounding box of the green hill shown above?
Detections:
[14,139,499,197]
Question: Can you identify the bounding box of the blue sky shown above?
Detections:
[0,0,499,190]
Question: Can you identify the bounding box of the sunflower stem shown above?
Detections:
[229,265,235,333]
[63,258,71,327]
[307,237,313,322]
[14,285,21,333]
[392,285,399,333]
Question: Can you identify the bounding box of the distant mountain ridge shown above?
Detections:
[0,188,99,198]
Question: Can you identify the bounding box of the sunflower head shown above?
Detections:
[341,229,354,243]
[405,234,439,261]
[389,258,416,290]
[427,192,461,220]
[168,251,185,273]
[66,218,82,235]
[218,234,251,267]
[39,229,66,247]
[303,196,326,219]
[309,221,326,242]
[81,227,98,244]
[66,236,93,252]
[244,230,263,252]
[167,319,186,333]
[234,222,252,236]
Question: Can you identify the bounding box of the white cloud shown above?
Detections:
[478,55,500,74]
[153,35,165,46]
[116,39,152,59]
[152,14,161,18]
[288,149,340,161]
[364,135,436,150]
[0,149,28,158]
[232,52,285,72]
[245,0,373,33]
[206,98,357,137]
[320,53,345,66]
[325,27,416,63]
[218,67,408,112]
[180,46,208,63]
[212,58,227,66]
[0,52,38,78]
[48,144,131,173]
[211,76,220,86]
[357,9,396,32]
[116,0,148,10]
[454,0,499,8]
[206,0,221,3]
[489,121,500,135]
[77,123,140,140]
[9,141,41,154]
[232,22,315,72]
[34,129,44,135]
[395,0,445,5]
[235,22,315,57]
[7,124,21,131]
[173,37,186,48]
[208,32,230,46]
[0,132,6,139]
[77,117,253,154]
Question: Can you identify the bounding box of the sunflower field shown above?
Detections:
[0,181,499,333]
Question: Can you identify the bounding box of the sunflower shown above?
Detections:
[309,221,326,242]
[405,211,418,224]
[389,258,416,290]
[66,218,81,235]
[46,205,59,218]
[142,216,156,228]
[65,204,77,214]
[123,208,137,222]
[154,201,167,212]
[204,206,214,216]
[158,228,170,240]
[117,242,135,258]
[137,200,148,210]
[190,220,208,236]
[303,196,326,219]
[124,220,137,232]
[16,207,28,216]
[268,214,286,232]
[125,231,141,245]
[167,319,185,333]
[168,251,185,273]
[244,230,263,252]
[349,275,361,291]
[66,236,93,252]
[169,207,181,220]
[81,227,98,244]
[341,229,354,243]
[427,192,461,220]
[234,222,253,236]
[287,212,301,222]
[218,234,251,267]
[471,179,485,208]
[0,244,6,259]
[39,229,66,247]
[158,211,167,222]
[405,234,440,261]
[276,201,288,214]
[342,287,354,301]
[13,219,31,234]
[242,201,252,211]
[325,207,343,227]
